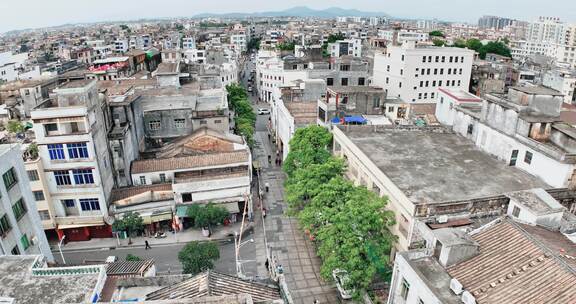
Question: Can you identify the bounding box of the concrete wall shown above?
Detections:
[388,252,444,304]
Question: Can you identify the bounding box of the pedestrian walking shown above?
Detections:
[263,208,267,218]
[144,240,151,250]
[265,182,270,192]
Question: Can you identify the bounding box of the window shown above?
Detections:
[458,80,461,86]
[422,56,426,63]
[200,120,207,125]
[400,278,410,300]
[401,55,405,61]
[418,93,422,100]
[215,120,222,124]
[373,97,381,108]
[11,246,20,255]
[54,170,72,186]
[182,193,192,202]
[418,298,425,304]
[326,78,334,86]
[449,56,453,62]
[400,69,403,75]
[12,199,27,221]
[512,206,521,217]
[432,80,436,86]
[3,167,18,190]
[21,234,30,250]
[63,199,75,208]
[440,97,444,104]
[539,123,547,134]
[427,68,431,75]
[148,120,161,130]
[439,80,443,86]
[509,149,519,166]
[454,56,458,63]
[79,198,100,211]
[440,68,444,75]
[139,176,146,185]
[452,80,456,86]
[44,123,58,134]
[386,77,389,84]
[174,118,185,128]
[425,81,429,87]
[33,191,45,201]
[441,56,445,62]
[358,77,365,86]
[388,106,394,112]
[459,68,463,75]
[386,65,390,72]
[72,169,94,184]
[340,64,350,71]
[424,93,428,99]
[419,81,423,87]
[48,144,65,160]
[448,69,452,75]
[27,170,39,181]
[435,56,439,62]
[428,56,432,62]
[38,210,50,221]
[0,214,11,235]
[159,173,166,183]
[467,124,474,135]
[341,78,348,86]
[67,143,89,159]
[399,82,402,88]
[524,151,533,164]
[431,92,435,99]
[434,68,438,75]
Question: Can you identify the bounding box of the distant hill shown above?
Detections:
[193,6,388,19]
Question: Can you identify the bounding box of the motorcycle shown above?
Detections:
[154,231,167,239]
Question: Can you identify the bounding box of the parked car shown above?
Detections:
[258,108,270,115]
[332,269,354,300]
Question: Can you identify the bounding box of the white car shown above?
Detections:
[332,269,354,300]
[258,108,270,115]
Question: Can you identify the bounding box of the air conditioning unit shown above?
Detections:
[438,215,448,224]
[461,291,477,304]
[30,235,38,246]
[450,278,463,295]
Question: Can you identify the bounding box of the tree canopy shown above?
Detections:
[450,38,511,59]
[226,84,256,147]
[178,241,220,275]
[187,203,229,230]
[429,30,445,38]
[125,254,142,261]
[282,125,397,298]
[112,211,144,243]
[282,125,333,177]
[277,41,296,51]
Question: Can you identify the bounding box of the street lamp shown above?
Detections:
[57,235,66,265]
[234,231,254,278]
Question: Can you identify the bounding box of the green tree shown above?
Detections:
[465,38,483,52]
[285,158,345,212]
[432,39,445,47]
[187,203,229,232]
[322,33,346,57]
[6,120,24,134]
[178,241,220,275]
[283,126,333,177]
[113,211,144,244]
[125,254,142,261]
[247,38,261,51]
[429,30,445,38]
[277,41,296,51]
[119,24,129,31]
[452,39,467,48]
[479,41,512,59]
[312,186,396,297]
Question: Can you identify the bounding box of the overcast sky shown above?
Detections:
[1,0,575,33]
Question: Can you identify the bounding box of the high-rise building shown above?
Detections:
[0,144,53,261]
[478,15,515,30]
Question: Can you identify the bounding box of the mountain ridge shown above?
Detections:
[192,6,388,19]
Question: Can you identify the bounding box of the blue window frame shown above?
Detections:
[48,144,65,160]
[54,170,71,186]
[62,199,75,208]
[79,198,100,211]
[67,143,89,159]
[72,169,94,185]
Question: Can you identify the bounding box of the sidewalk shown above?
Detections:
[52,221,253,252]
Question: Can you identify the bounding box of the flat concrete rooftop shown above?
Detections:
[341,127,550,203]
[0,255,100,304]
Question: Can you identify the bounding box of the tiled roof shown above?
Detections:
[132,151,249,174]
[447,219,576,304]
[145,271,280,302]
[106,259,155,277]
[110,183,172,202]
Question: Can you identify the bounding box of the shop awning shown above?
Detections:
[58,223,103,229]
[142,211,172,224]
[344,116,367,124]
[221,202,240,213]
[176,206,189,217]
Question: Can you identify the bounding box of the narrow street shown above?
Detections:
[242,58,340,304]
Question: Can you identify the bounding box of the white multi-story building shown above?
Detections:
[0,144,53,261]
[31,79,115,242]
[526,17,566,45]
[113,39,129,54]
[373,41,474,103]
[542,69,576,104]
[230,32,247,53]
[378,30,429,44]
[182,37,196,49]
[328,39,362,58]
